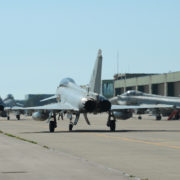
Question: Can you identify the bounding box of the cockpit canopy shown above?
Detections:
[59,78,76,87]
[122,90,143,96]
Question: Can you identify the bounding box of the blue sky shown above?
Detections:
[0,0,180,99]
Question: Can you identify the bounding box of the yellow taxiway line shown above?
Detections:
[94,133,180,150]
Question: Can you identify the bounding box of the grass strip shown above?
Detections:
[0,130,50,149]
[4,133,38,144]
[43,145,49,149]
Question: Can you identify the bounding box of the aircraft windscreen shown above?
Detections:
[59,78,76,87]
[122,90,143,96]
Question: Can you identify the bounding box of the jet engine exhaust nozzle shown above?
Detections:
[98,100,111,112]
[84,100,97,112]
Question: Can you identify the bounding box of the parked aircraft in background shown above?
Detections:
[0,94,24,119]
[0,97,5,113]
[110,90,180,120]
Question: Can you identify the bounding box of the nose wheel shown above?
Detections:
[155,109,161,120]
[156,115,161,120]
[67,113,75,132]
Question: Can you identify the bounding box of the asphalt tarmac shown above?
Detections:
[0,113,180,180]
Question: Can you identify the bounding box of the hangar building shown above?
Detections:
[25,94,55,106]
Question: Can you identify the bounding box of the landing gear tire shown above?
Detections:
[16,115,20,120]
[69,124,73,131]
[156,115,161,120]
[49,121,55,132]
[175,113,179,120]
[107,120,110,127]
[7,116,10,120]
[110,120,116,132]
[107,112,116,132]
[138,116,142,120]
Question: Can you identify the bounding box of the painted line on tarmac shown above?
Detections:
[94,133,180,150]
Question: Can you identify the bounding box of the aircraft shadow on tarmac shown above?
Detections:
[21,129,180,134]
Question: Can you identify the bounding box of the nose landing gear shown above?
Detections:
[69,123,73,131]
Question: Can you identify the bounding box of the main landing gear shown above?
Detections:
[6,114,20,120]
[6,112,10,120]
[69,123,73,131]
[16,115,20,120]
[156,115,161,120]
[49,113,57,133]
[107,112,116,132]
[156,113,161,120]
[155,109,161,120]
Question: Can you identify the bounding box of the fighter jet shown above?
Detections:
[6,50,173,132]
[5,50,109,130]
[110,90,180,120]
[0,94,24,120]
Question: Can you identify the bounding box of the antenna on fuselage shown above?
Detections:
[87,86,90,96]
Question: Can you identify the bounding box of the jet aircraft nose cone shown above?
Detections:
[81,98,97,112]
[99,100,111,112]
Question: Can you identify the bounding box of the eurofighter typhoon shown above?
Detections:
[6,50,173,132]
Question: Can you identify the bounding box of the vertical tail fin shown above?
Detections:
[89,49,103,94]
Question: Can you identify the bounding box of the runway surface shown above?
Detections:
[0,113,180,180]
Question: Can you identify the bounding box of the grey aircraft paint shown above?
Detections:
[89,49,102,94]
[111,90,180,107]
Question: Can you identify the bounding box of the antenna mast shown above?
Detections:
[117,51,119,75]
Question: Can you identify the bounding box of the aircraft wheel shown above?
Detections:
[7,116,10,120]
[175,113,179,120]
[16,115,20,120]
[69,124,73,131]
[110,120,116,132]
[49,121,55,132]
[156,115,161,120]
[138,116,142,120]
[106,120,110,127]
